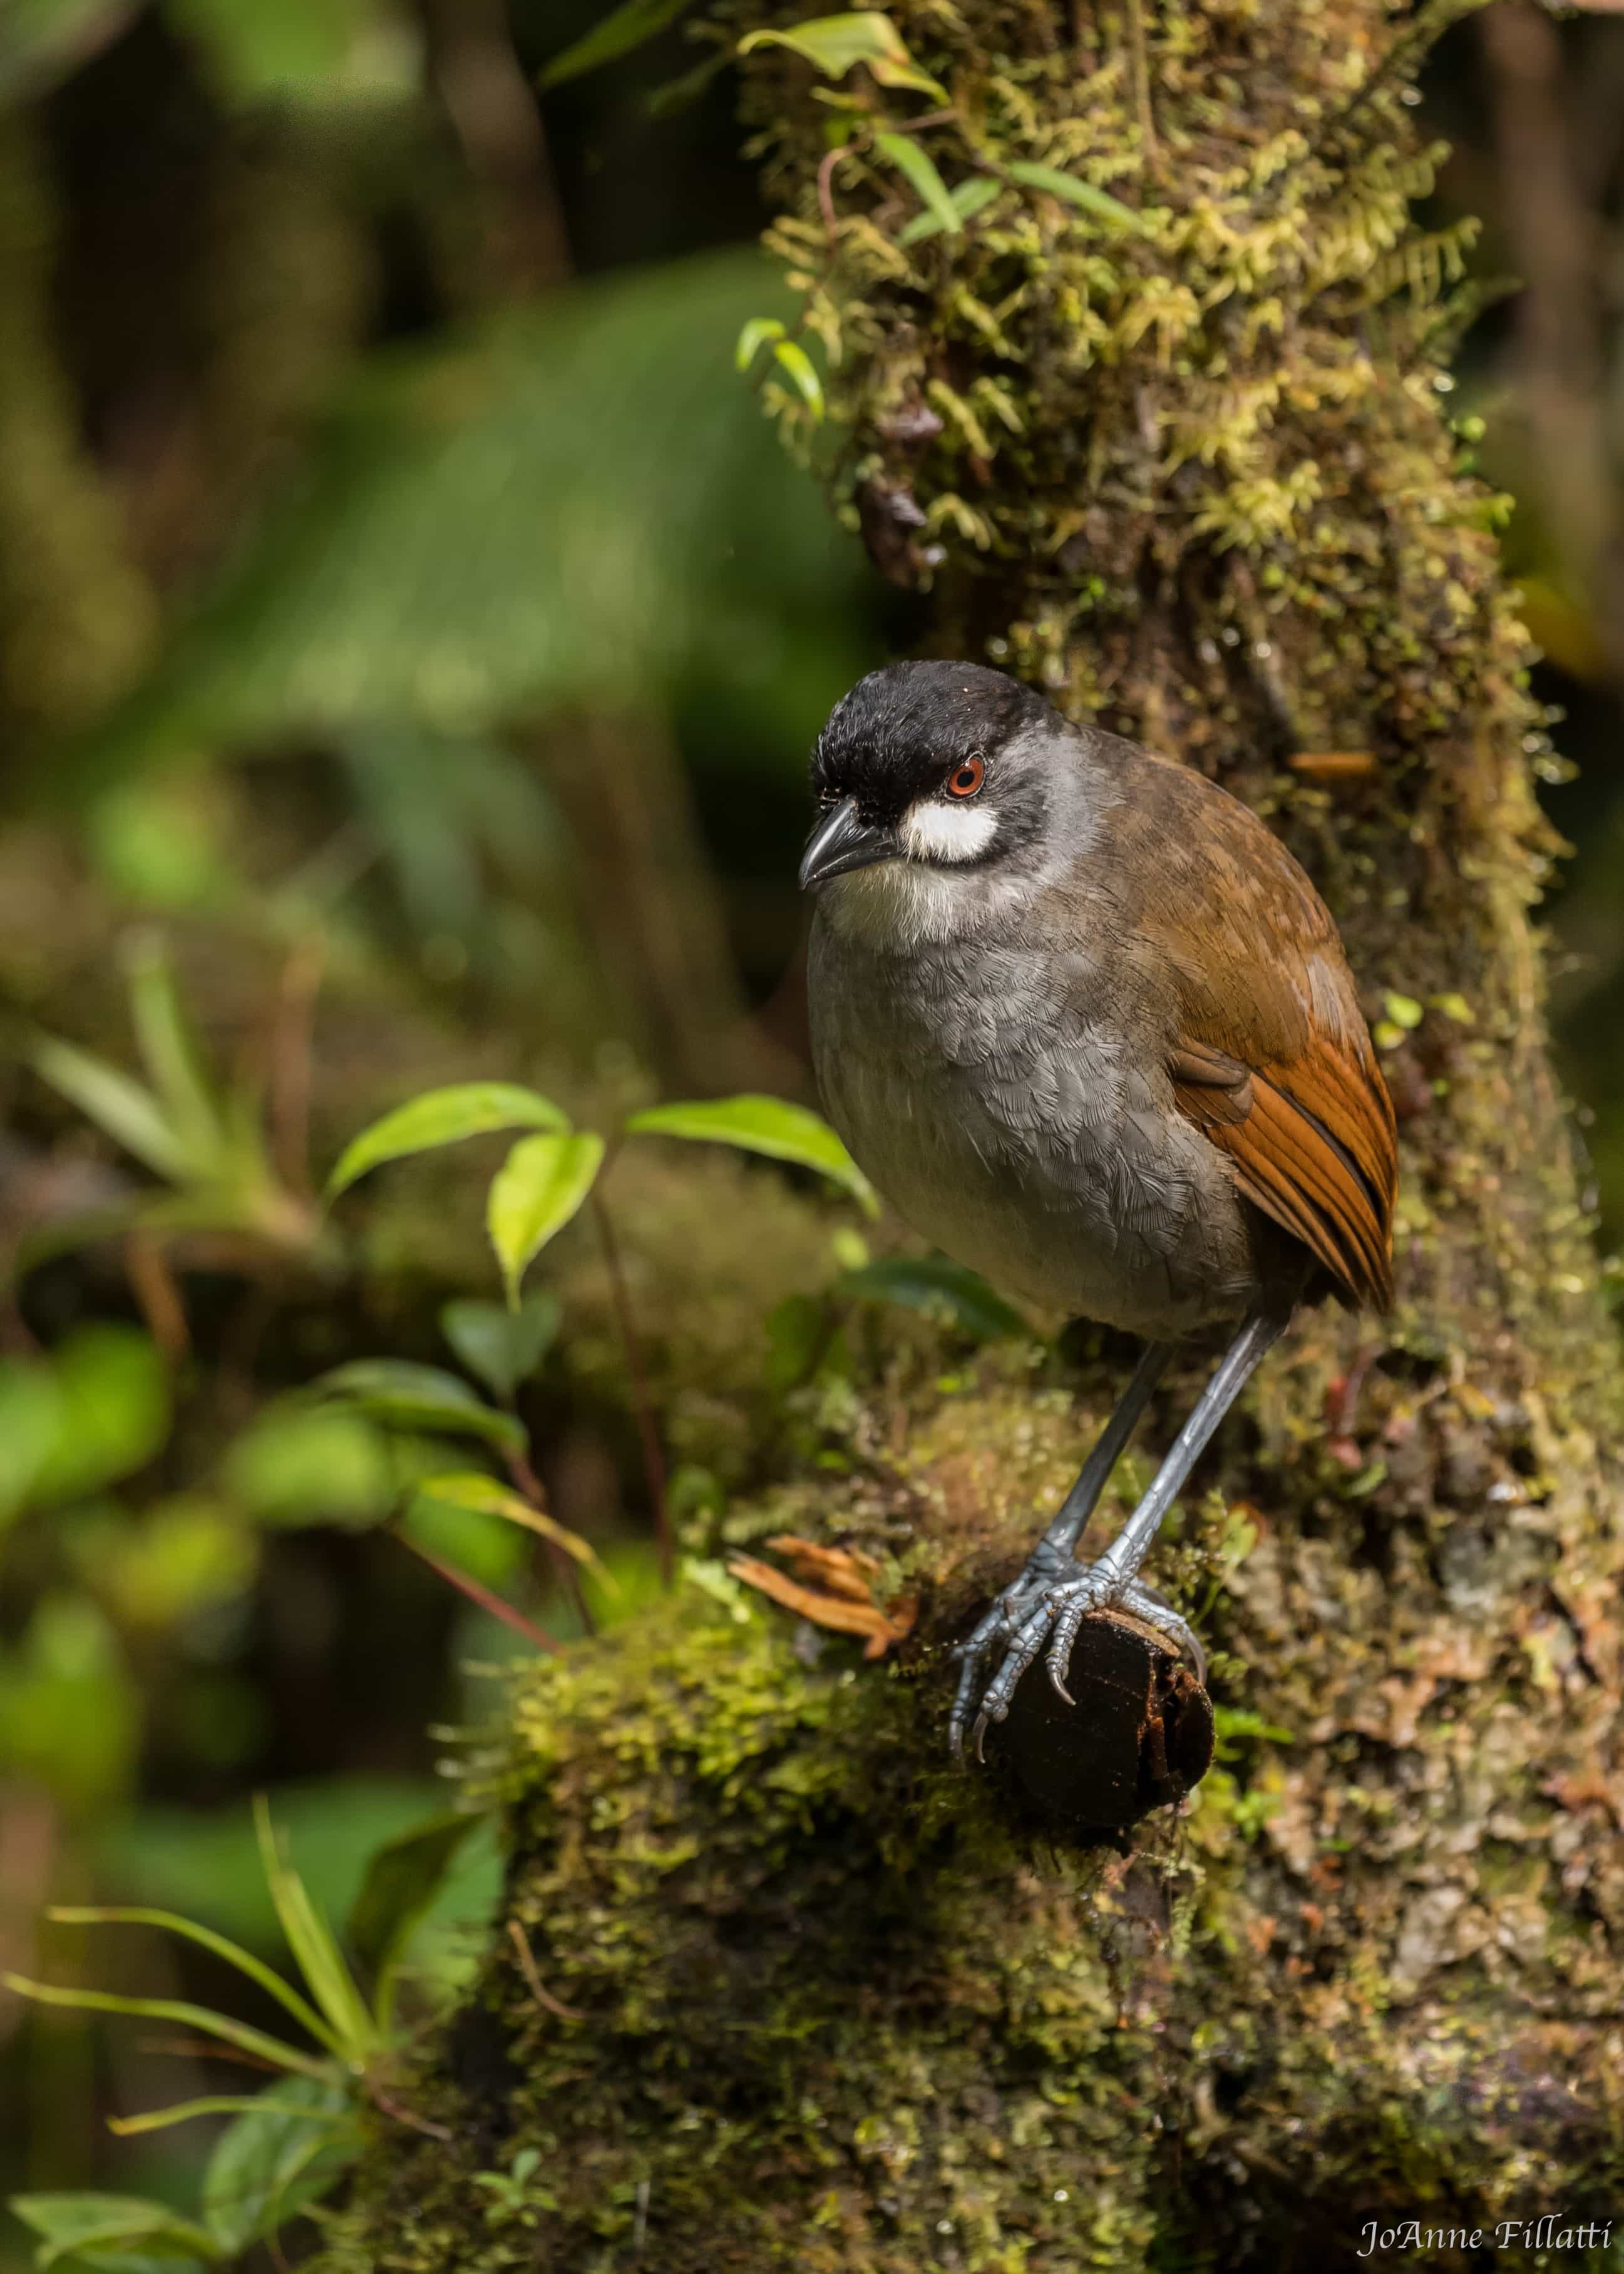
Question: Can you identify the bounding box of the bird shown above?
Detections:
[797,660,1397,1762]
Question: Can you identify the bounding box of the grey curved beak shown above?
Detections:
[799,797,899,893]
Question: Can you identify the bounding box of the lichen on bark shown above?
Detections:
[322,4,1624,2266]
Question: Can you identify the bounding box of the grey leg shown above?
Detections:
[1044,1339,1174,1560]
[970,1309,1291,1749]
[947,1341,1172,1761]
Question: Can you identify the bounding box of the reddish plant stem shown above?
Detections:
[588,1186,672,1587]
[503,1441,595,1635]
[391,1528,558,1653]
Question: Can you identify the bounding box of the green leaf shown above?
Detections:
[625,1095,878,1214]
[0,1362,65,1530]
[27,1327,170,1508]
[840,1255,1027,1339]
[29,1037,189,1181]
[897,173,999,245]
[401,1492,526,1592]
[734,315,786,372]
[326,1083,569,1200]
[123,933,224,1164]
[538,0,699,87]
[166,0,406,105]
[418,1473,612,1580]
[107,2094,319,2137]
[45,1908,334,2054]
[252,1799,378,2063]
[68,252,862,789]
[763,1292,828,1391]
[202,2075,358,2254]
[1005,160,1146,231]
[875,132,963,237]
[486,1132,605,1309]
[1,1977,329,2080]
[739,13,945,100]
[311,1360,526,1458]
[346,1813,480,1988]
[224,1405,395,1529]
[439,1292,560,1403]
[9,2193,222,2270]
[771,339,825,421]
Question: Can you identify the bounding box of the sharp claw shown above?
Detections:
[1049,1669,1075,1707]
[973,1711,989,1764]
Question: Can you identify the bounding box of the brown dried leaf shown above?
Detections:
[729,1537,918,1658]
[1288,751,1377,779]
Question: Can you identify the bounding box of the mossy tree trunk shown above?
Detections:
[334,4,1623,2266]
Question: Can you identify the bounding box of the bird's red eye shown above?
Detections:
[947,756,985,799]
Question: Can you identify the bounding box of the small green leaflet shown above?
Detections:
[311,1359,526,1456]
[1005,161,1146,232]
[486,1131,606,1307]
[738,12,945,100]
[875,133,962,237]
[771,339,824,420]
[898,174,999,246]
[625,1095,877,1214]
[439,1292,560,1402]
[539,0,701,88]
[735,316,786,371]
[326,1083,568,1200]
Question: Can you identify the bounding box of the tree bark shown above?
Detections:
[331,4,1624,2266]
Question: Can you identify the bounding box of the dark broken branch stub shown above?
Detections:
[981,1609,1215,1846]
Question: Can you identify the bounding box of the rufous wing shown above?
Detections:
[1169,1034,1395,1310]
[1110,747,1398,1312]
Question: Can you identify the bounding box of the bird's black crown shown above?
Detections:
[811,661,1051,821]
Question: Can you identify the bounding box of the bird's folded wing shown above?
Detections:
[1087,740,1397,1309]
[1169,1031,1395,1309]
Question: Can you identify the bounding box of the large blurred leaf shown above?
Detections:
[202,2076,357,2254]
[27,1328,170,1508]
[70,252,863,788]
[0,1362,65,1530]
[224,1406,396,1528]
[346,1812,479,1987]
[166,0,413,104]
[310,1361,525,1456]
[9,2192,220,2270]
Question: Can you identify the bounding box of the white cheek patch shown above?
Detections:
[900,798,997,865]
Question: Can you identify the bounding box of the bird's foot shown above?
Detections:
[948,1557,1203,1764]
